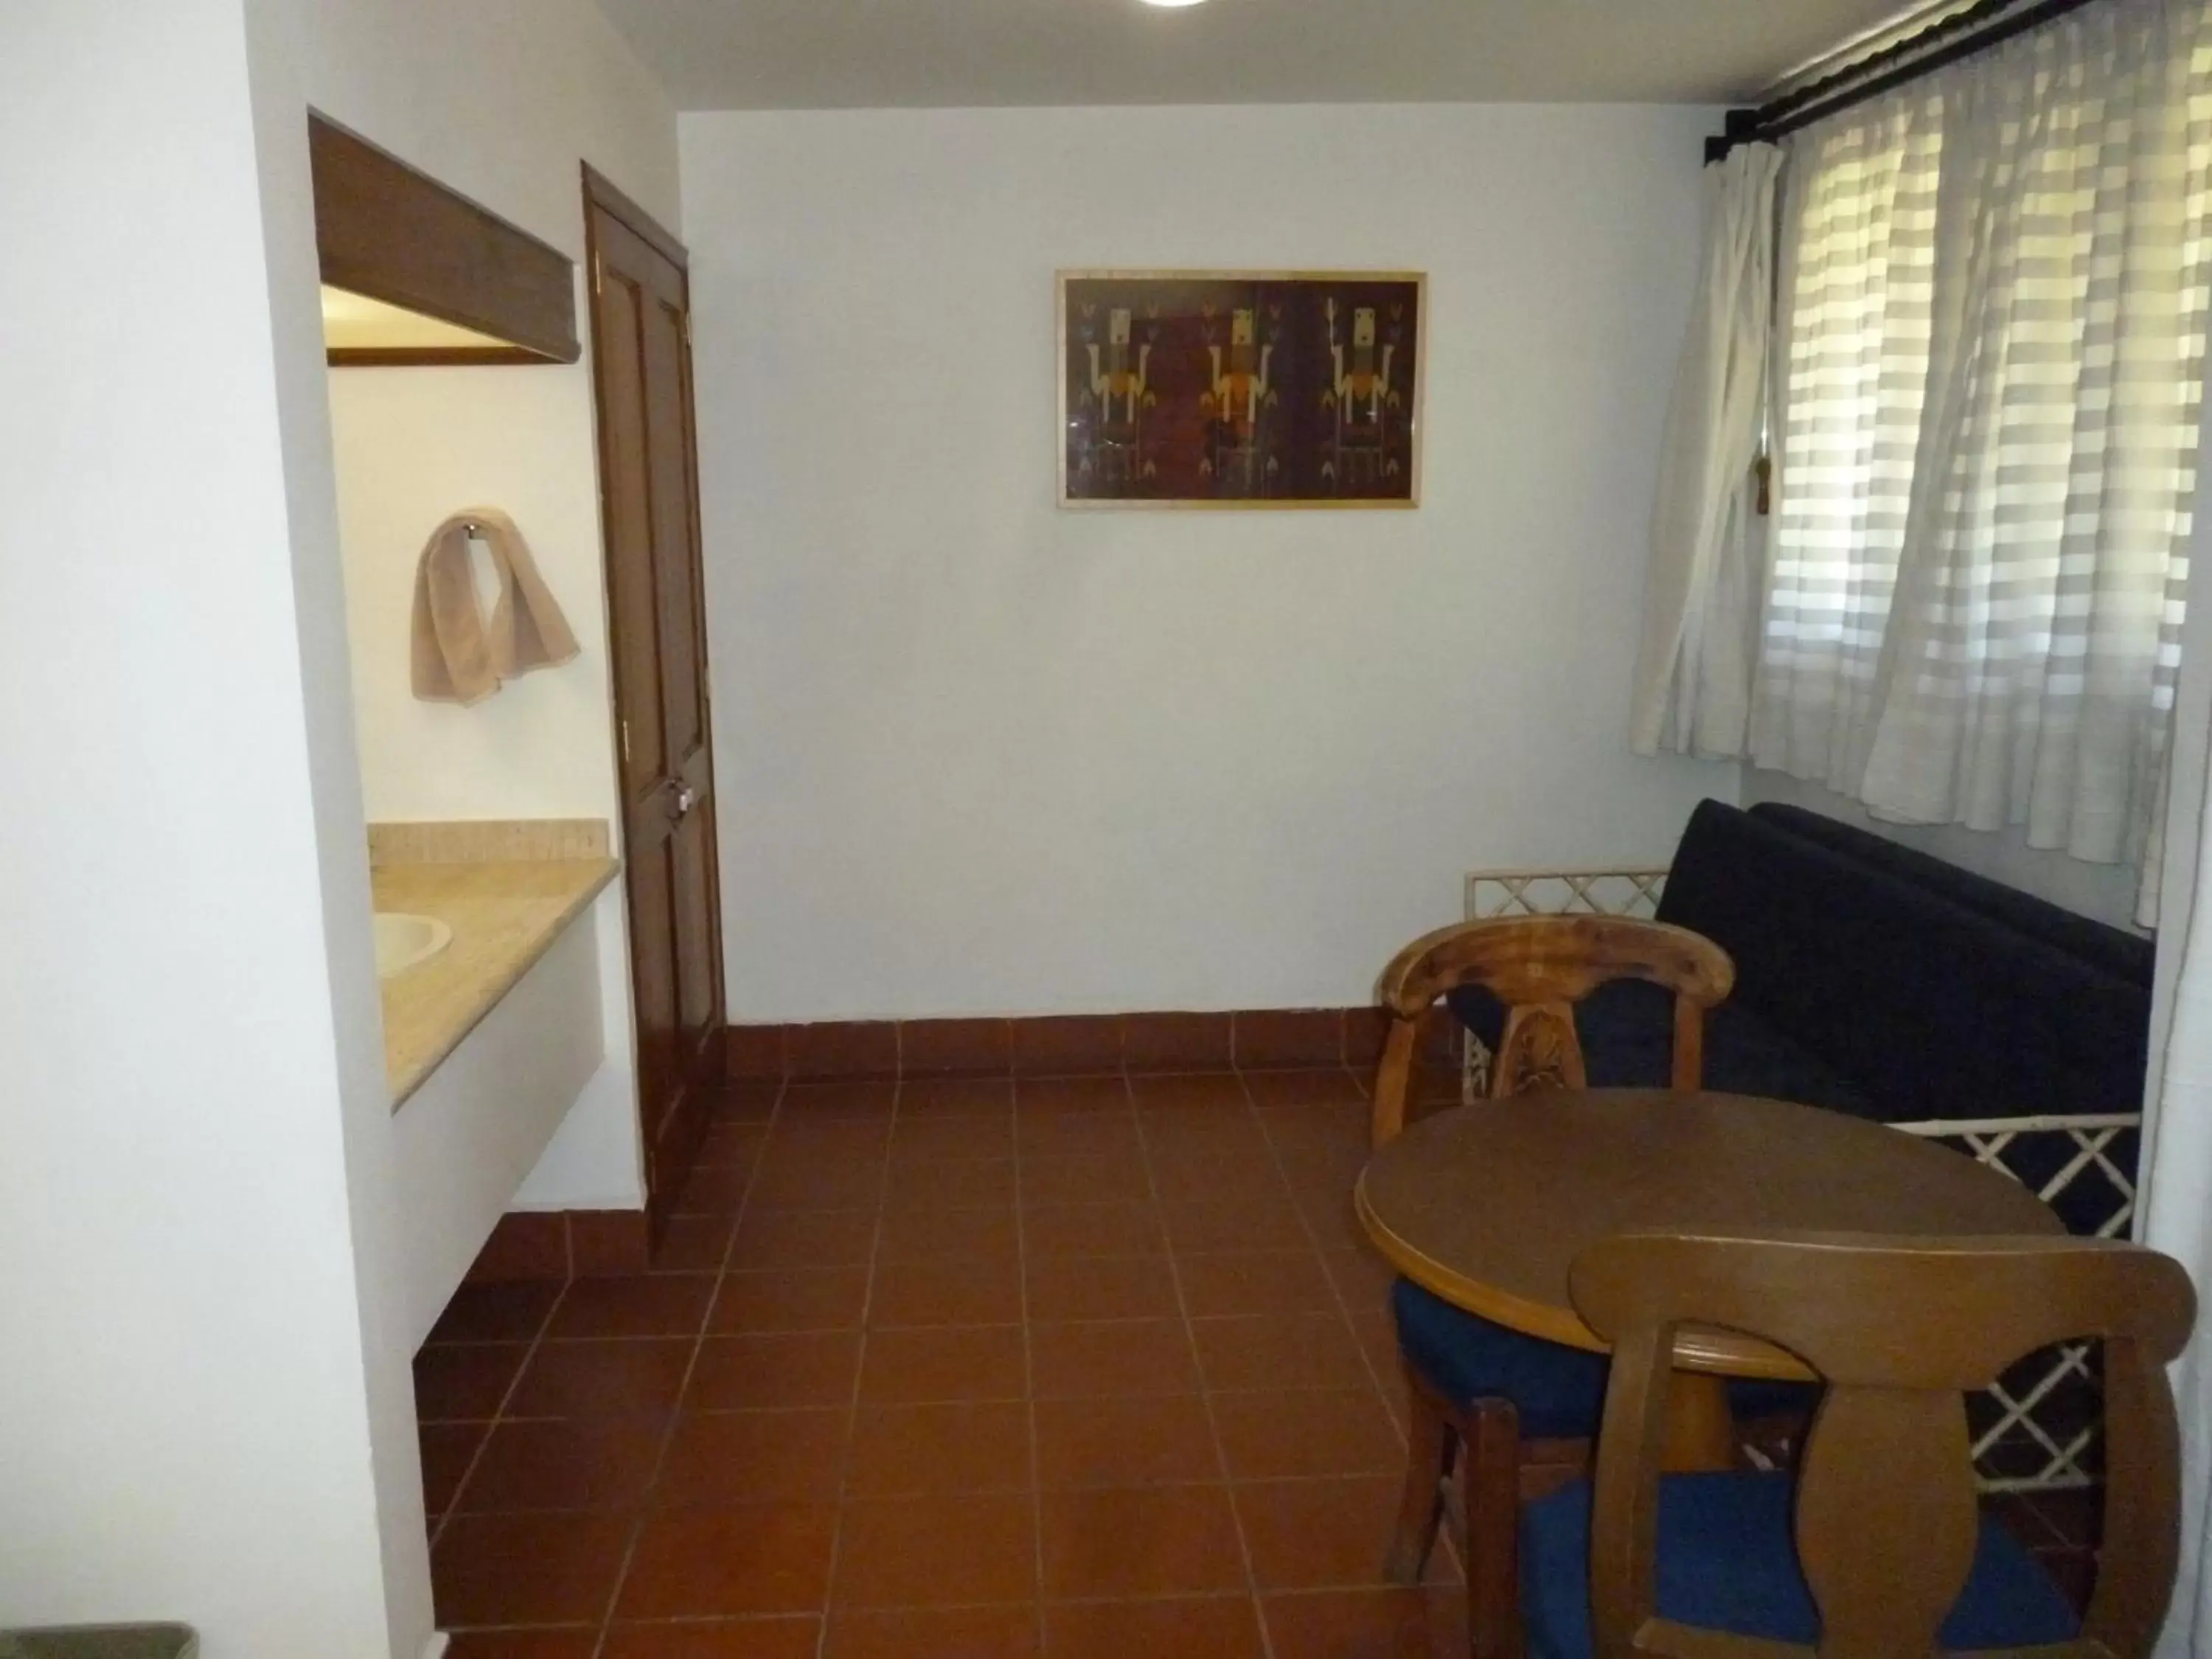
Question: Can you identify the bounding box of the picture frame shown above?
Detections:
[1057,268,1426,510]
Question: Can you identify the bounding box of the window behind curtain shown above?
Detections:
[1753,0,2212,915]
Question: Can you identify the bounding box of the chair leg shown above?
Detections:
[1384,1375,1458,1584]
[1734,1408,1810,1473]
[1464,1397,1526,1659]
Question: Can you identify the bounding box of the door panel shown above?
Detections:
[627,852,680,1143]
[673,801,718,1042]
[594,276,668,798]
[635,267,720,1077]
[584,168,725,1234]
[644,296,703,765]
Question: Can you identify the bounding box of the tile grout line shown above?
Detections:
[1014,1074,1049,1653]
[812,1077,894,1659]
[1251,1065,1472,1592]
[1254,1068,1405,1441]
[429,1064,1419,1649]
[1138,1069,1281,1659]
[430,1273,575,1557]
[587,1074,783,1659]
[422,1464,1509,1509]
[446,1569,1464,1620]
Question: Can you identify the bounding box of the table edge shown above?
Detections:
[1352,1172,1820,1383]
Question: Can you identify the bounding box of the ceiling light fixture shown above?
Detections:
[1138,0,1211,9]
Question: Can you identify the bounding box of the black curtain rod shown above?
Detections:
[1705,0,2104,161]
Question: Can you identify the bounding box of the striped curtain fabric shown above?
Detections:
[1753,97,1943,787]
[1631,142,1784,760]
[1752,0,2212,917]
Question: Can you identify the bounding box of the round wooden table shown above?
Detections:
[1354,1089,2064,1464]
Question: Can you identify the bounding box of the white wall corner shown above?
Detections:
[681,102,1738,1020]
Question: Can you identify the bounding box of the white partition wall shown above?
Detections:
[0,0,684,1652]
[0,1,413,1651]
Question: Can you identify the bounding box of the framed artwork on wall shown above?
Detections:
[1057,269,1425,509]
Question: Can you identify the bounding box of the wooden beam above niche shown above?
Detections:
[308,112,580,367]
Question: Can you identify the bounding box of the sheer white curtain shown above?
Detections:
[1750,94,1943,785]
[1750,0,2212,917]
[1630,142,1783,758]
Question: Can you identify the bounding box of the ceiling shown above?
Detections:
[596,0,1919,112]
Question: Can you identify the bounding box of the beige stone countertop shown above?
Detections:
[372,857,618,1107]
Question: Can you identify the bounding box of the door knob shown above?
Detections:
[672,783,698,818]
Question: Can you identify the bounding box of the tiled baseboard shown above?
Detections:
[465,1208,650,1283]
[726,1006,1459,1081]
[461,1007,1456,1285]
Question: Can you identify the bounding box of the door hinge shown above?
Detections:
[681,310,692,348]
[592,252,603,296]
[620,717,630,764]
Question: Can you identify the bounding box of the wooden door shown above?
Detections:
[582,167,725,1231]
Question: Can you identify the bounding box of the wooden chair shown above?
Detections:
[1372,915,1735,1143]
[1529,1229,2197,1659]
[1370,915,1738,1658]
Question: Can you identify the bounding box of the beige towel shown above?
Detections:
[410,507,580,705]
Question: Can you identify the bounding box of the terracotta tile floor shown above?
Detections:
[420,1067,1470,1658]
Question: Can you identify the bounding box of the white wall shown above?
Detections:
[313,0,682,1214]
[2143,358,2212,1138]
[1744,770,2149,931]
[0,2,678,1655]
[297,0,678,243]
[0,2,404,1653]
[682,102,1738,1021]
[333,373,623,824]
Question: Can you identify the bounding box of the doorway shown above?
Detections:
[582,166,725,1234]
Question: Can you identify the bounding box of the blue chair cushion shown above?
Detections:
[1521,1470,2080,1659]
[1393,1278,1608,1438]
[1392,1279,1815,1436]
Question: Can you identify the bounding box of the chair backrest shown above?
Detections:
[1568,1231,2197,1659]
[1371,916,1734,1144]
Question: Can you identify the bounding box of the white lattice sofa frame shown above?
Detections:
[1461,865,2143,1493]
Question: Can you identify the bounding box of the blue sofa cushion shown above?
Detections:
[1392,1280,1813,1436]
[1444,979,1874,1118]
[1522,1470,2079,1659]
[1656,801,2149,1127]
[1749,801,2154,986]
[1442,800,2148,1234]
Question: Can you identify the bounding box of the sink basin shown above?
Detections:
[374,911,452,978]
